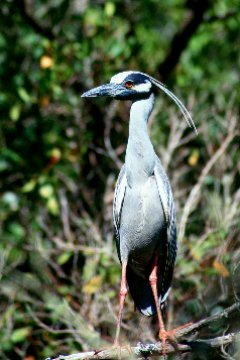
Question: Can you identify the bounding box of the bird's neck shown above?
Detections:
[125,93,156,186]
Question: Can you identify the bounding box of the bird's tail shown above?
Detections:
[126,266,167,316]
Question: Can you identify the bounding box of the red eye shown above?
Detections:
[125,81,133,89]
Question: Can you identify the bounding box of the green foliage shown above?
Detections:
[0,0,240,359]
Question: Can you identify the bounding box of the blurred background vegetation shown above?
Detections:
[0,0,240,359]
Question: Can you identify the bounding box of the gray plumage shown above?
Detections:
[113,92,176,316]
[82,70,196,319]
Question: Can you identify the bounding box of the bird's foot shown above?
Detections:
[159,322,193,359]
[159,329,172,356]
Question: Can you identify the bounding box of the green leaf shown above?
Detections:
[2,192,19,211]
[39,184,54,198]
[47,196,59,215]
[7,222,25,241]
[57,251,73,265]
[82,275,103,294]
[22,178,37,193]
[10,327,30,343]
[82,257,98,281]
[9,103,21,121]
[105,2,115,17]
[17,87,32,103]
[0,159,8,172]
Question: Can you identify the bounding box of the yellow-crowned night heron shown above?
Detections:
[82,71,197,350]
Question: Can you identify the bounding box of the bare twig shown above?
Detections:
[174,301,240,338]
[51,236,114,256]
[59,189,74,243]
[28,307,79,335]
[179,120,238,242]
[104,102,123,170]
[158,113,186,171]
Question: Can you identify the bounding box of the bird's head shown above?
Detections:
[81,71,153,101]
[81,70,197,134]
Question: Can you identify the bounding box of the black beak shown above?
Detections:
[81,83,125,98]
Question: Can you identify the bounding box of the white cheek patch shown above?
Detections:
[134,81,152,93]
[110,71,133,84]
[110,72,152,94]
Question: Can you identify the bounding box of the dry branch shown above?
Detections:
[178,119,238,242]
[46,302,240,360]
[46,343,190,360]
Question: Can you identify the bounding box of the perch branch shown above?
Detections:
[47,333,240,360]
[47,343,190,360]
[47,302,240,360]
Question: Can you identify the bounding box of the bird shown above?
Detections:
[81,71,197,351]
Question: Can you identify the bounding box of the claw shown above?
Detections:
[159,329,168,355]
[158,324,193,359]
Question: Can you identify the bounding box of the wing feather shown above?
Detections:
[154,157,177,304]
[113,165,127,262]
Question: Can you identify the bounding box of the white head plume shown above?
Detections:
[112,71,198,134]
[147,74,198,135]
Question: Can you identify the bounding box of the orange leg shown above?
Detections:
[149,257,192,357]
[114,261,128,346]
[149,256,169,353]
[94,264,129,358]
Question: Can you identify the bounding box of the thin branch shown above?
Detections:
[51,236,114,256]
[59,189,74,243]
[179,123,238,242]
[104,102,123,170]
[174,301,240,338]
[28,307,79,335]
